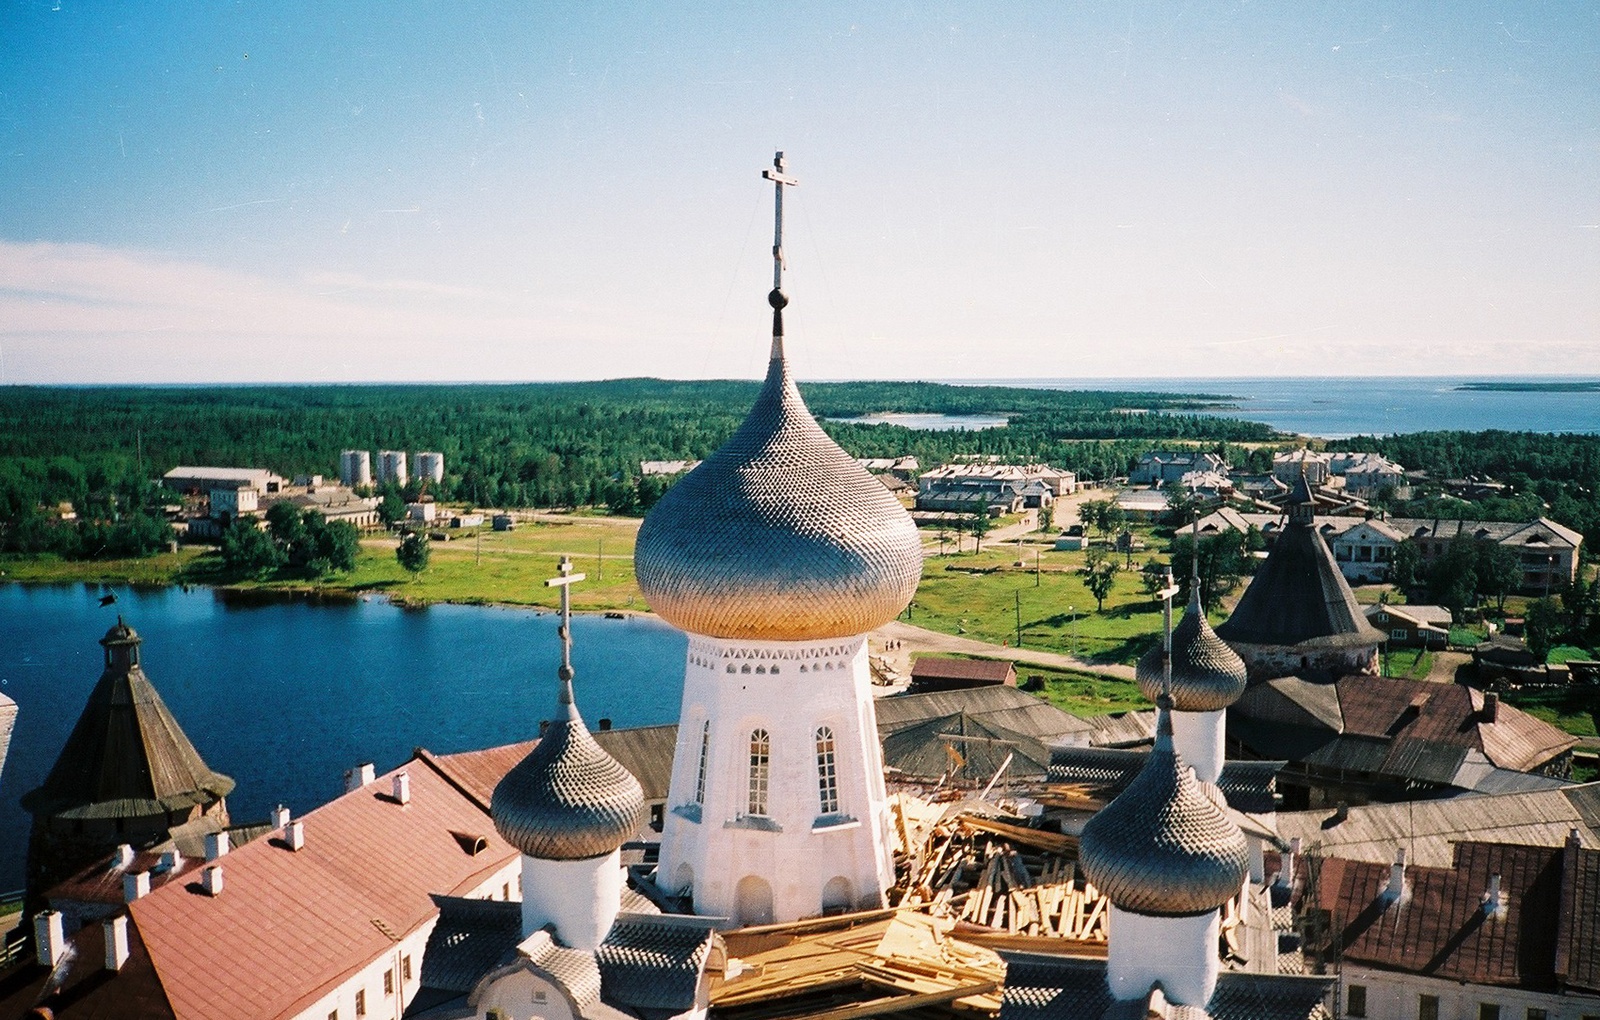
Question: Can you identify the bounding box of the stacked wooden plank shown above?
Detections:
[712,910,1003,1020]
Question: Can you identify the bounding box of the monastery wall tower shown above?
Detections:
[635,153,924,925]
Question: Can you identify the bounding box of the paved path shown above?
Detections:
[870,619,1136,681]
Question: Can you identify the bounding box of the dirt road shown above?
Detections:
[869,619,1136,681]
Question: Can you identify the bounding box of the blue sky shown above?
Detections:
[0,2,1595,383]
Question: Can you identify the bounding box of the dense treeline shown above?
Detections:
[0,380,1273,559]
[1333,430,1600,547]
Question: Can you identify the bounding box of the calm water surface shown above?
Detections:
[0,584,687,888]
[974,376,1600,439]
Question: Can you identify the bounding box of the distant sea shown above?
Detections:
[967,376,1600,440]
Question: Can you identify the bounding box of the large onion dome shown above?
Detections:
[1135,593,1248,711]
[492,677,644,861]
[634,337,923,642]
[1078,703,1249,916]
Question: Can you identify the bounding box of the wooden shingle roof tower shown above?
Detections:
[23,619,233,909]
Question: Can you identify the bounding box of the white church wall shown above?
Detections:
[520,850,623,949]
[1170,709,1225,785]
[1336,963,1600,1020]
[289,917,434,1020]
[660,635,894,923]
[1106,906,1219,1007]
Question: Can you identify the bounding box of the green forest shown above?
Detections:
[0,380,1273,557]
[2,382,1597,564]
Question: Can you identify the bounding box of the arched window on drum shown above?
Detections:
[815,726,839,816]
[748,729,771,817]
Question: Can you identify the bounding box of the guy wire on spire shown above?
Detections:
[761,151,798,355]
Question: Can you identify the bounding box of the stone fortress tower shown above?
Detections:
[634,153,925,925]
[1215,470,1382,681]
[22,619,234,914]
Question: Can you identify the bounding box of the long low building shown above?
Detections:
[1195,508,1582,590]
[162,465,285,494]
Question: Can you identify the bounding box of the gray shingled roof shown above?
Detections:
[492,678,645,861]
[1078,708,1250,917]
[1048,746,1283,814]
[1215,515,1382,651]
[23,621,234,820]
[419,895,524,995]
[596,918,717,1010]
[634,333,923,641]
[999,953,1335,1020]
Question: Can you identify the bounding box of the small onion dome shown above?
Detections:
[1078,703,1249,916]
[1135,593,1248,711]
[492,680,644,861]
[634,349,922,641]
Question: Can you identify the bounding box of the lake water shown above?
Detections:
[969,376,1600,439]
[827,412,1009,431]
[0,584,687,889]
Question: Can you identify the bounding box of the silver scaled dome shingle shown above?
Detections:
[634,346,923,642]
[1136,593,1248,711]
[1078,703,1249,916]
[492,680,644,861]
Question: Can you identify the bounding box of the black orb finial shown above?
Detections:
[768,288,788,310]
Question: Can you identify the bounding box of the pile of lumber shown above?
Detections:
[712,910,1004,1020]
[891,805,1107,945]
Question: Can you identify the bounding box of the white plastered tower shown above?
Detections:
[634,153,925,926]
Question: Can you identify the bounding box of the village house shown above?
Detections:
[916,463,1074,514]
[1366,603,1453,649]
[1128,450,1226,486]
[1193,509,1583,592]
[1273,450,1331,487]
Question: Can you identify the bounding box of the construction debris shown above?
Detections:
[889,798,1109,947]
[713,910,1004,1020]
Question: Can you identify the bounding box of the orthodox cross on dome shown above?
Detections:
[545,556,587,701]
[761,150,798,356]
[1157,566,1181,700]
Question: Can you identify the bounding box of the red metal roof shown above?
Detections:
[121,756,516,1020]
[1314,840,1578,990]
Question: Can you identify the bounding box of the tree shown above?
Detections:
[1080,548,1120,612]
[969,509,991,552]
[1170,529,1248,611]
[1474,542,1521,613]
[1037,504,1054,534]
[1140,560,1168,602]
[221,519,284,576]
[1525,597,1562,663]
[1163,481,1200,525]
[377,492,406,527]
[396,531,430,580]
[1426,535,1479,615]
[1390,538,1422,590]
[265,502,306,547]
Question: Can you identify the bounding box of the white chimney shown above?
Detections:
[1383,848,1408,904]
[393,770,411,805]
[124,871,151,903]
[204,831,230,861]
[1281,837,1302,888]
[201,864,224,897]
[112,844,135,870]
[345,762,376,792]
[104,915,130,971]
[271,804,291,829]
[1481,873,1506,919]
[34,910,65,968]
[159,849,182,872]
[286,819,306,851]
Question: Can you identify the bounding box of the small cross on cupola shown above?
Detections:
[545,555,587,691]
[762,150,799,355]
